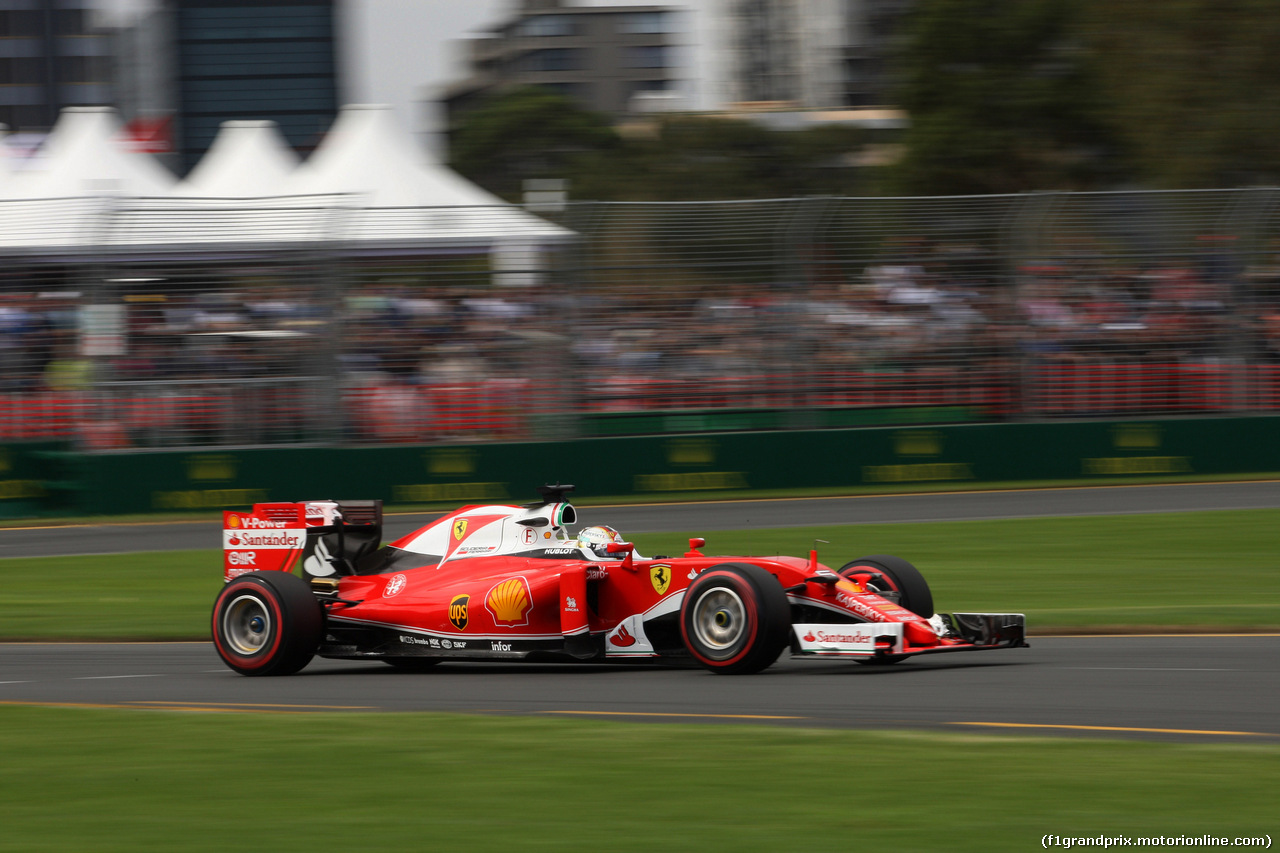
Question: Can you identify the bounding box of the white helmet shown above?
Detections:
[577,525,622,556]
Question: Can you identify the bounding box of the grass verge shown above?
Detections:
[1,509,1277,640]
[0,706,1275,853]
[5,471,1279,528]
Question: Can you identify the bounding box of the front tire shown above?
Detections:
[839,555,933,665]
[212,572,323,676]
[838,555,933,617]
[680,563,789,675]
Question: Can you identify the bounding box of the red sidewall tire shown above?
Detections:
[682,570,761,669]
[838,554,933,618]
[212,572,322,676]
[212,579,286,671]
[680,563,789,675]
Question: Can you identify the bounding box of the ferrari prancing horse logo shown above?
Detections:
[452,518,468,541]
[649,565,671,596]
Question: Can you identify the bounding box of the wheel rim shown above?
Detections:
[690,586,747,659]
[223,594,271,656]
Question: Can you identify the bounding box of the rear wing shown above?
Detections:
[222,500,382,582]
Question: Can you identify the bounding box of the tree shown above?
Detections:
[575,116,865,201]
[448,87,620,201]
[1083,0,1280,187]
[891,0,1114,194]
[448,89,869,202]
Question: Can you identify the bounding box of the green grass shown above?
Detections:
[5,470,1279,527]
[638,509,1280,631]
[1,509,1277,639]
[0,549,221,640]
[0,707,1274,853]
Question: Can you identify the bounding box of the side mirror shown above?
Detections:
[685,537,705,557]
[607,540,635,571]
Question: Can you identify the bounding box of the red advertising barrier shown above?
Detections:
[2,363,1277,446]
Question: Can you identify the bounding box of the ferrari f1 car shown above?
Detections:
[212,485,1026,676]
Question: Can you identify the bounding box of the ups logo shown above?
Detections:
[449,594,470,631]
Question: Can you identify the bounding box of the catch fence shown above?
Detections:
[2,190,1279,450]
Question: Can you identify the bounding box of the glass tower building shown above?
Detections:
[170,0,337,172]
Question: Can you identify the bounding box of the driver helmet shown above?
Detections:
[577,525,622,556]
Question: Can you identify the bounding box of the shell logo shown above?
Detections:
[227,515,240,528]
[485,577,532,627]
[452,518,468,541]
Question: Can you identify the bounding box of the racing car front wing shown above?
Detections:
[791,612,1027,659]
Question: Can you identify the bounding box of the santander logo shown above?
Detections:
[805,629,874,645]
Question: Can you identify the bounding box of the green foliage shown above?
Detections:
[448,86,620,200]
[449,88,866,201]
[892,0,1113,194]
[1083,0,1280,187]
[896,0,1280,191]
[586,115,865,199]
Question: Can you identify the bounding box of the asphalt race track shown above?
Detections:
[2,636,1277,742]
[3,480,1280,558]
[2,481,1278,741]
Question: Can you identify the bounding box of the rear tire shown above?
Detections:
[680,563,789,675]
[212,572,322,676]
[838,555,933,665]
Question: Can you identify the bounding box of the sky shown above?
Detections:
[338,0,508,155]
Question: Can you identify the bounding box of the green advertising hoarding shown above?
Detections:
[7,415,1275,516]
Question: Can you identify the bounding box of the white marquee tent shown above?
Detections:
[5,106,177,200]
[0,104,573,256]
[177,120,299,198]
[284,104,572,250]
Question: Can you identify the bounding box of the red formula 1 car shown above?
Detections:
[212,485,1026,676]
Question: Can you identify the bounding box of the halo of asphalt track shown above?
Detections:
[2,481,1278,742]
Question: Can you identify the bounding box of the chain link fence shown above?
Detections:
[2,190,1279,451]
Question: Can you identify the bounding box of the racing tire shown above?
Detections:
[838,555,933,617]
[212,572,323,676]
[383,657,443,672]
[839,555,933,666]
[680,563,790,675]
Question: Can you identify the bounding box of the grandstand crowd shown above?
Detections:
[2,241,1280,447]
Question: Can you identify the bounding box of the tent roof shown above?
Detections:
[3,107,176,200]
[288,104,503,207]
[177,120,299,197]
[286,104,573,245]
[0,104,573,254]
